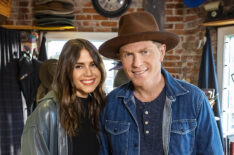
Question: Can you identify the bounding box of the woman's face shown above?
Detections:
[72,49,101,98]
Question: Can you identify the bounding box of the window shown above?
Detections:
[45,32,117,93]
[217,26,234,136]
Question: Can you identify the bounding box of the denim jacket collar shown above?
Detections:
[114,67,189,102]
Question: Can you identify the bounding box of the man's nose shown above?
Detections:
[132,54,142,67]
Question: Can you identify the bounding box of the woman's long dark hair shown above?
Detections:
[53,39,106,137]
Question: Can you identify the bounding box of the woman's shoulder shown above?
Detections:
[26,91,58,127]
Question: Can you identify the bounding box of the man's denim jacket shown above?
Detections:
[99,68,223,155]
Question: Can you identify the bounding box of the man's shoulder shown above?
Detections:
[175,79,203,94]
[108,82,131,98]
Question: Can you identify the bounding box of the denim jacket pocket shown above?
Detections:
[105,120,130,155]
[169,119,197,155]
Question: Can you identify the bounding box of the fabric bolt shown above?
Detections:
[135,86,165,155]
[35,13,74,19]
[35,0,74,5]
[34,9,74,15]
[36,18,73,26]
[34,1,74,12]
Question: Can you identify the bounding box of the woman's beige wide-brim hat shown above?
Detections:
[99,11,180,60]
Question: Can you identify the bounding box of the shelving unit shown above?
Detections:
[201,19,234,27]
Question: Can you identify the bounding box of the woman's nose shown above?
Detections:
[85,67,92,76]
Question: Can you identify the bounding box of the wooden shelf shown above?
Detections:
[0,0,11,18]
[1,25,75,31]
[201,19,234,27]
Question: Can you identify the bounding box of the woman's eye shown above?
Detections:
[75,65,82,69]
[90,63,96,67]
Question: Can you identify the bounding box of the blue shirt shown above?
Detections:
[100,68,223,155]
[135,86,165,155]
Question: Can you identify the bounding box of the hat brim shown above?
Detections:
[39,59,58,89]
[99,31,179,60]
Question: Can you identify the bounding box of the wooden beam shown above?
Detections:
[201,19,234,26]
[1,25,75,31]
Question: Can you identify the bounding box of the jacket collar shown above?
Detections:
[37,90,57,103]
[115,68,189,101]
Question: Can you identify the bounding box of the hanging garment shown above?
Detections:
[198,27,224,148]
[38,34,48,61]
[19,56,41,115]
[0,27,23,155]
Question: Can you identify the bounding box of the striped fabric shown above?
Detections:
[0,27,23,155]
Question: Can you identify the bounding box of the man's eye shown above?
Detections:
[125,53,132,57]
[142,50,148,54]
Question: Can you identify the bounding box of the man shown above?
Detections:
[99,11,223,155]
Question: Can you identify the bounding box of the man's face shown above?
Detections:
[119,41,165,87]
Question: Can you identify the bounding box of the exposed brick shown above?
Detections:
[127,8,135,13]
[75,15,91,20]
[175,9,184,15]
[166,3,184,9]
[82,8,97,13]
[187,62,194,67]
[175,23,184,29]
[164,55,181,61]
[164,24,173,29]
[163,62,182,67]
[84,2,92,7]
[19,2,28,7]
[168,30,184,35]
[96,28,112,32]
[175,49,183,54]
[93,15,108,20]
[78,27,94,32]
[165,10,173,15]
[165,68,180,73]
[83,21,99,26]
[137,8,144,12]
[185,15,198,22]
[5,20,14,25]
[166,16,183,22]
[166,49,174,54]
[19,8,29,13]
[101,21,117,27]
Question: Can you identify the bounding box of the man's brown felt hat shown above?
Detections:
[99,11,180,60]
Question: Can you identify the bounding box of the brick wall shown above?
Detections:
[7,0,218,85]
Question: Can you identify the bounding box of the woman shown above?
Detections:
[21,39,106,155]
